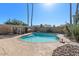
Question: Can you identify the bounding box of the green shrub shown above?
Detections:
[5,19,27,26]
[66,24,79,42]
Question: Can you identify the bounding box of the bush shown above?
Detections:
[5,19,27,26]
[66,24,79,42]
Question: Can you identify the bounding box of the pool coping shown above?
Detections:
[13,33,32,39]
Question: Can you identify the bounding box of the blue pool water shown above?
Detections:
[20,32,59,42]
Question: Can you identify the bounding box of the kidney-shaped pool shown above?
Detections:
[19,32,59,42]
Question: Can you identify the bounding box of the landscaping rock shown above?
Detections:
[52,44,79,56]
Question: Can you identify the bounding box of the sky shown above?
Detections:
[0,3,76,26]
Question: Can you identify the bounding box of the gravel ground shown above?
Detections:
[52,44,79,56]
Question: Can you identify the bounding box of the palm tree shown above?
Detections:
[31,3,34,26]
[27,3,29,26]
[70,3,72,25]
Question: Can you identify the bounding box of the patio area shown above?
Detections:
[0,33,73,56]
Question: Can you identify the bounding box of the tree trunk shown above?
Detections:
[75,3,79,24]
[70,3,72,25]
[27,3,29,26]
[31,3,34,27]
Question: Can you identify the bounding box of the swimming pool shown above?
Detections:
[19,32,59,42]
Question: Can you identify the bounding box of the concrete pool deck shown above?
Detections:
[0,33,76,56]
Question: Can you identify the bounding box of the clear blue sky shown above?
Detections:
[0,3,76,26]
